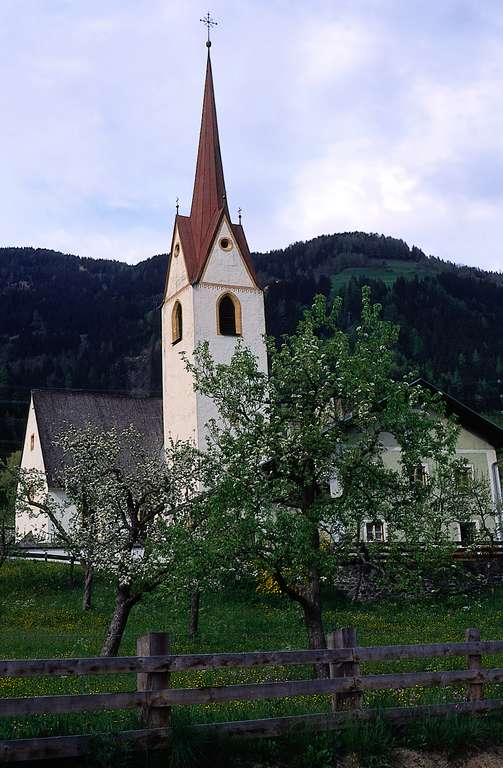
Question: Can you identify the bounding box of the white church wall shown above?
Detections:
[15,398,50,541]
[162,284,198,445]
[166,230,190,297]
[162,217,268,452]
[192,217,268,448]
[201,219,255,288]
[193,281,267,449]
[15,399,76,542]
[50,489,76,534]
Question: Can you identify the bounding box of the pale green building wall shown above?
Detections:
[377,422,502,542]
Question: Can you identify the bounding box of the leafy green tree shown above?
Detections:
[187,289,472,659]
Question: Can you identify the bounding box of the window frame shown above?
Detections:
[365,520,385,543]
[458,520,478,546]
[216,292,242,337]
[456,463,474,487]
[410,461,429,486]
[171,300,183,345]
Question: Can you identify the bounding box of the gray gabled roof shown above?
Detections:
[31,389,163,486]
[411,379,503,450]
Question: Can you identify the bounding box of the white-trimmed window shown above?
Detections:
[217,292,242,336]
[459,520,477,546]
[171,301,183,344]
[366,520,384,542]
[410,462,428,486]
[456,463,474,488]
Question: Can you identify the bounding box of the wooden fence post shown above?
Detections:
[465,627,483,702]
[137,632,171,728]
[326,629,343,713]
[343,626,362,710]
[326,626,361,712]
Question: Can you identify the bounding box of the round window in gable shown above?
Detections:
[219,237,233,251]
[173,243,180,258]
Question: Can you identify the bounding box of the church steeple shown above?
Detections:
[169,45,258,287]
[162,26,267,451]
[190,51,228,251]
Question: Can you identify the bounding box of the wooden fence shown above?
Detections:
[2,628,503,762]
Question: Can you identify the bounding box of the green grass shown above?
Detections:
[3,560,503,765]
[330,259,438,292]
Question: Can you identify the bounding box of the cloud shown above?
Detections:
[0,0,502,272]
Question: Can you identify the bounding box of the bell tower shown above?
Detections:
[161,40,267,450]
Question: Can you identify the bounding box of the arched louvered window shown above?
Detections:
[217,293,242,336]
[172,301,183,344]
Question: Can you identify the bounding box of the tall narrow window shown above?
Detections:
[459,521,477,546]
[410,462,428,486]
[172,301,182,344]
[30,434,35,451]
[217,293,242,336]
[366,521,384,542]
[456,464,474,488]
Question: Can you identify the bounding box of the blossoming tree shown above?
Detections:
[17,424,205,655]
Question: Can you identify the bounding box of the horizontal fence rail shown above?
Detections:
[2,628,503,762]
[4,668,503,718]
[4,639,503,678]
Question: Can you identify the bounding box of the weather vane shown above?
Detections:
[176,197,180,214]
[200,12,217,47]
[238,207,242,224]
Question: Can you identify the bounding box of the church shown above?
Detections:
[15,43,267,540]
[15,44,503,543]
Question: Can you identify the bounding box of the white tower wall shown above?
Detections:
[162,217,267,452]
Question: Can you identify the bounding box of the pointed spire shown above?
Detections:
[169,43,259,288]
[190,50,227,249]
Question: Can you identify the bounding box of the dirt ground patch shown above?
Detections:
[339,748,503,767]
[394,749,450,767]
[461,750,503,768]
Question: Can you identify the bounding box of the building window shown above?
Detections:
[410,462,428,486]
[219,237,233,251]
[366,521,384,542]
[172,301,183,344]
[459,521,477,546]
[217,293,242,336]
[30,434,35,451]
[456,464,474,487]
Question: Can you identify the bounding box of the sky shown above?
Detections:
[1,0,503,272]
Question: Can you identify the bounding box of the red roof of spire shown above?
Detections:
[190,52,227,249]
[169,51,259,287]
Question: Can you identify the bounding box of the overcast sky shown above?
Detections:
[1,1,502,272]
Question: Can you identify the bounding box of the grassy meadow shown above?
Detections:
[3,559,503,765]
[330,259,439,292]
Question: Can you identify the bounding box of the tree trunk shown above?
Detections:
[302,562,328,678]
[100,585,139,656]
[189,589,200,638]
[82,565,93,611]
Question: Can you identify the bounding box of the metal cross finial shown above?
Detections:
[238,207,242,224]
[200,12,217,47]
[176,197,180,214]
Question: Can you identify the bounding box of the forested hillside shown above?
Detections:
[1,233,502,457]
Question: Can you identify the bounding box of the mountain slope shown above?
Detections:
[1,234,502,456]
